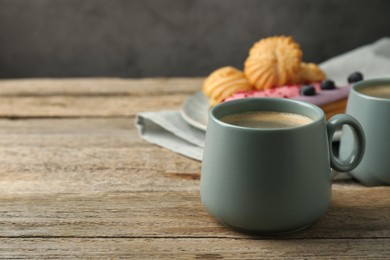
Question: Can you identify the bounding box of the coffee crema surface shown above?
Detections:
[359,85,390,99]
[220,111,313,129]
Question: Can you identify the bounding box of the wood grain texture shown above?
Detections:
[0,238,389,259]
[0,188,389,239]
[0,78,203,96]
[0,78,202,118]
[0,78,388,258]
[0,95,188,117]
[0,118,201,194]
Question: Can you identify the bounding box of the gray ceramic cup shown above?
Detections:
[200,98,365,234]
[340,79,390,186]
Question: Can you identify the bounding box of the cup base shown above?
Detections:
[351,172,388,186]
[220,221,313,235]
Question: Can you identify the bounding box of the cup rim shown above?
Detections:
[209,98,325,131]
[352,78,390,102]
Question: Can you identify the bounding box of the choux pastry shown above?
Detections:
[293,63,325,84]
[202,66,254,106]
[244,36,302,90]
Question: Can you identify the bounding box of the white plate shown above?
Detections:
[180,91,209,131]
[179,91,342,141]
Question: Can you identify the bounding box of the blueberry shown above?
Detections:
[321,79,336,90]
[348,72,364,83]
[300,85,316,96]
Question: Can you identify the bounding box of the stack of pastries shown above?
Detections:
[202,36,359,118]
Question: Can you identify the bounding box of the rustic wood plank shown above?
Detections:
[0,118,201,194]
[0,152,200,194]
[0,95,188,118]
[0,78,203,96]
[0,78,204,118]
[0,188,389,239]
[0,118,141,147]
[0,237,389,259]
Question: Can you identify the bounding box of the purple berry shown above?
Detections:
[300,85,316,96]
[321,79,336,90]
[348,72,364,83]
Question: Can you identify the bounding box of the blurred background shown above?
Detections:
[0,0,389,78]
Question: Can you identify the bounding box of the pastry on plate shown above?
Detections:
[202,66,253,106]
[293,62,325,84]
[201,36,363,118]
[244,36,303,90]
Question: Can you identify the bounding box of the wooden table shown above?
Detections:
[0,78,389,258]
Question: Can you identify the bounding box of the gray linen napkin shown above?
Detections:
[136,111,205,160]
[135,37,390,172]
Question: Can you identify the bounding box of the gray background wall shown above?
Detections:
[0,0,389,78]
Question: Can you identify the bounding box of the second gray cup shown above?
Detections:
[340,78,390,186]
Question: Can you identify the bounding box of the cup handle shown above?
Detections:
[326,114,365,172]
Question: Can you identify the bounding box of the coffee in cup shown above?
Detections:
[220,111,313,129]
[358,85,390,99]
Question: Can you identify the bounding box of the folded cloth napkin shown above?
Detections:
[136,37,390,178]
[136,111,205,160]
